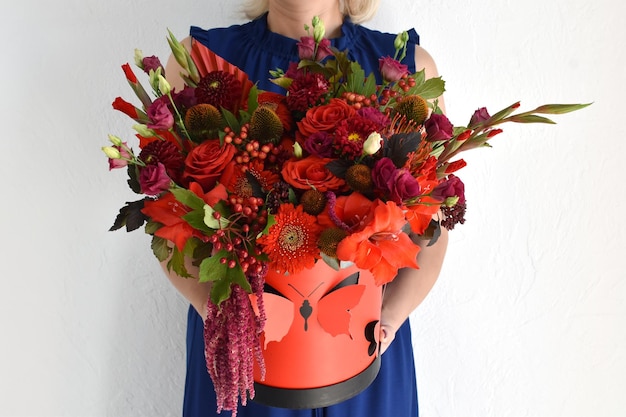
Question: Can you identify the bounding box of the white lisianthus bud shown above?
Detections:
[158,74,171,95]
[102,146,122,159]
[134,49,144,69]
[107,134,123,146]
[132,124,155,137]
[363,132,382,155]
[312,16,325,43]
[293,141,303,158]
[443,196,459,207]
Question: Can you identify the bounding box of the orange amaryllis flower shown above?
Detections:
[141,192,198,251]
[336,200,420,285]
[317,192,374,230]
[257,203,321,275]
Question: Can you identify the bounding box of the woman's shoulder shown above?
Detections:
[190,19,257,47]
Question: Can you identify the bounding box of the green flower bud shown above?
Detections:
[312,17,325,43]
[102,146,121,159]
[134,49,144,69]
[443,196,459,207]
[132,124,155,137]
[293,141,303,158]
[107,134,123,146]
[158,74,171,95]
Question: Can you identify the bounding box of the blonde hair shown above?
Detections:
[241,0,381,24]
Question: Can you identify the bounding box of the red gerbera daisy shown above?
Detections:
[257,204,321,275]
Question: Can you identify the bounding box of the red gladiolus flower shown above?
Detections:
[121,63,138,84]
[112,97,139,119]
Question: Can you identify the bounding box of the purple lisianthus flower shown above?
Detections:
[378,56,409,83]
[432,174,465,204]
[388,169,421,204]
[297,37,332,61]
[358,107,391,130]
[303,131,335,158]
[139,162,171,195]
[425,113,454,142]
[142,55,164,74]
[371,157,398,194]
[107,143,131,170]
[468,107,490,128]
[146,95,174,130]
[172,85,197,114]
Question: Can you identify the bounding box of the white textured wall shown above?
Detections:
[1,0,623,416]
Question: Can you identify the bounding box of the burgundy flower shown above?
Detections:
[139,162,171,195]
[146,95,174,130]
[388,169,421,204]
[372,157,398,193]
[286,72,329,113]
[378,56,409,83]
[172,85,197,114]
[297,37,333,61]
[425,113,453,142]
[357,107,391,130]
[195,70,242,112]
[432,174,466,204]
[303,131,335,158]
[139,140,185,184]
[333,115,379,159]
[468,107,490,128]
[142,55,164,74]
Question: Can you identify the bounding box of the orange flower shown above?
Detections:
[317,192,374,229]
[336,200,421,285]
[257,204,321,275]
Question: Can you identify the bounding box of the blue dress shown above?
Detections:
[185,14,421,417]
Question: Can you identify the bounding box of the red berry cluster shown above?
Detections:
[341,92,379,110]
[208,196,268,274]
[379,75,417,106]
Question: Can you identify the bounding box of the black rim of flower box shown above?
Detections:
[252,354,381,409]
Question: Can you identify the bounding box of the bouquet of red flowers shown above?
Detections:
[103,18,587,414]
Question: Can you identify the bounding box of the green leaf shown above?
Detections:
[410,77,445,100]
[210,277,233,306]
[260,214,276,237]
[198,251,229,283]
[247,84,259,114]
[532,103,592,114]
[127,164,142,194]
[200,205,229,230]
[228,265,252,293]
[269,76,293,90]
[144,219,162,235]
[170,187,205,210]
[168,246,193,278]
[508,114,556,124]
[221,108,240,132]
[151,235,171,262]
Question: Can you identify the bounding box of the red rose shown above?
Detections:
[297,98,356,137]
[281,156,347,192]
[183,140,236,192]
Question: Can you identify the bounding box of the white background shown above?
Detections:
[1,0,624,416]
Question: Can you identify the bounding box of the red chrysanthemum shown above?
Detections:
[195,70,243,112]
[286,72,329,113]
[257,204,321,275]
[333,115,380,159]
[138,140,185,184]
